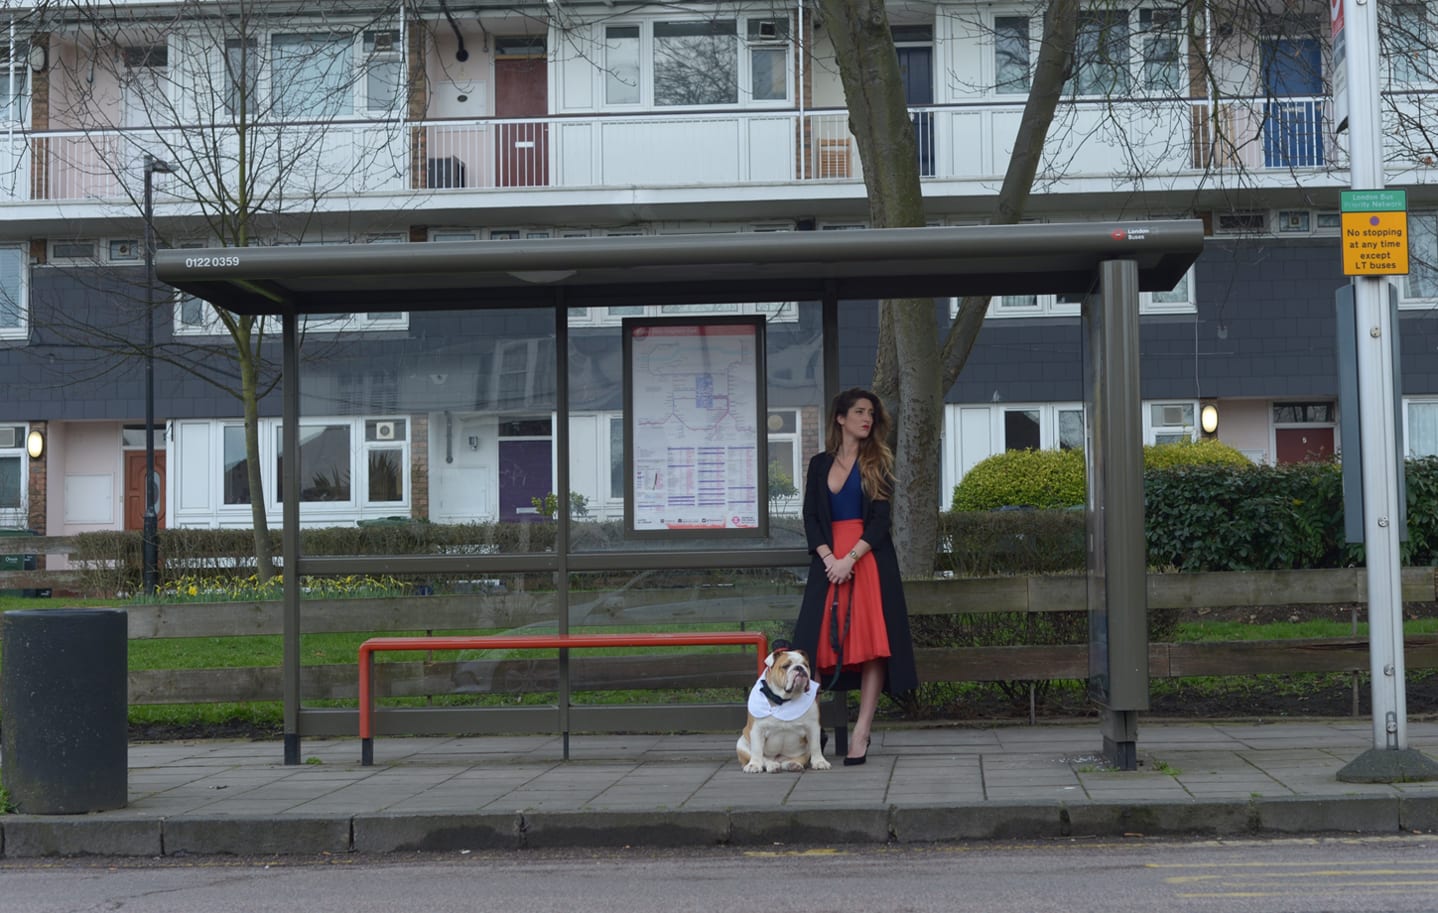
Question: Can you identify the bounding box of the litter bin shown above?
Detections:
[1,608,128,813]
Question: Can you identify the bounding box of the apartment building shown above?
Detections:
[0,0,1435,540]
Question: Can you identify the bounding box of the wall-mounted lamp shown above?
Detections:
[28,41,48,74]
[25,429,44,459]
[1200,403,1219,435]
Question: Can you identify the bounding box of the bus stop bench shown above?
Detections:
[359,631,803,765]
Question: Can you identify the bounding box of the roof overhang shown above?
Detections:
[156,221,1205,317]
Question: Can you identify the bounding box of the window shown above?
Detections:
[1148,402,1195,444]
[1406,400,1438,456]
[277,424,352,503]
[766,409,801,514]
[605,26,641,104]
[1386,4,1433,85]
[223,38,258,116]
[971,267,1195,317]
[994,16,1031,94]
[364,419,405,502]
[1000,7,1183,98]
[0,245,26,340]
[602,17,791,107]
[1138,8,1183,93]
[1004,409,1041,450]
[1071,9,1130,96]
[0,44,26,123]
[0,425,26,526]
[1273,402,1333,424]
[272,32,351,119]
[1404,212,1438,301]
[122,44,168,127]
[655,20,738,106]
[747,19,790,101]
[223,425,251,505]
[362,30,402,112]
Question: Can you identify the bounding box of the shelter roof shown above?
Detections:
[156,221,1204,316]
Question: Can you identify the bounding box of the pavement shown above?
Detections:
[4,719,1438,858]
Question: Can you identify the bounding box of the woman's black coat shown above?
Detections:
[790,451,919,696]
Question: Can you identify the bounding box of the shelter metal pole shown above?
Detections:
[282,311,302,765]
[555,290,571,760]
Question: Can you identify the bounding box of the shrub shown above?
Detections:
[951,448,1086,510]
[953,439,1250,512]
[1143,438,1250,470]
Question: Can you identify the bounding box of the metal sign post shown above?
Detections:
[1335,0,1438,783]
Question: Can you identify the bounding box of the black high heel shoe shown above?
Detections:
[844,736,869,766]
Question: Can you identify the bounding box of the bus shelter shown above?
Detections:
[158,222,1204,766]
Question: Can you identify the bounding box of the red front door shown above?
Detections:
[1275,427,1334,463]
[494,55,548,187]
[124,451,167,531]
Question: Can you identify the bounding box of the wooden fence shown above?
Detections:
[1,536,1435,715]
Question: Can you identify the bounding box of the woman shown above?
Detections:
[791,387,918,765]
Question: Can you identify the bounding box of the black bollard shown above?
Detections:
[1,608,128,814]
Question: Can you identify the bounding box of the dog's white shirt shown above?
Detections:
[736,648,830,773]
[746,679,818,721]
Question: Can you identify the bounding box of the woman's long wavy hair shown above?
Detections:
[824,387,894,500]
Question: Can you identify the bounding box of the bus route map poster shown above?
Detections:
[623,317,768,537]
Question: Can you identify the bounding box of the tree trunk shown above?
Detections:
[235,317,277,582]
[817,0,941,579]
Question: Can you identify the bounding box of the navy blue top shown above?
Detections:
[829,461,863,520]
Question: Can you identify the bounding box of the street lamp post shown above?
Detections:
[143,155,171,596]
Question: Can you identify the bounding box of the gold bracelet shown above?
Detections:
[848,549,859,560]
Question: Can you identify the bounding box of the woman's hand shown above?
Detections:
[826,554,855,583]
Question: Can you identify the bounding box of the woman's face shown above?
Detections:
[838,398,876,440]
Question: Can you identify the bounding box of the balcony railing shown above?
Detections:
[0,96,1358,208]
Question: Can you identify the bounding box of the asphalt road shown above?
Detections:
[4,835,1437,913]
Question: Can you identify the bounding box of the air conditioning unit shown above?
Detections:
[0,427,16,448]
[757,19,779,38]
[375,421,397,441]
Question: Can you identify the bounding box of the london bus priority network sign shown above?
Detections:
[1341,189,1409,277]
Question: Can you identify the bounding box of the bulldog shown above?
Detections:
[736,647,830,773]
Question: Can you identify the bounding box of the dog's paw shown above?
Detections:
[763,760,783,773]
[810,757,832,771]
[742,760,763,773]
[781,760,804,772]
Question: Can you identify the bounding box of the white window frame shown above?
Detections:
[994,6,1185,98]
[1385,3,1434,87]
[1404,398,1438,457]
[217,23,404,120]
[597,15,793,110]
[0,41,29,126]
[1401,211,1438,307]
[0,244,28,341]
[959,266,1196,318]
[209,415,410,518]
[1145,400,1197,445]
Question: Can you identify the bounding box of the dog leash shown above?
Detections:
[826,579,853,691]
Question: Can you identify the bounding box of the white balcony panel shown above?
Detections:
[556,122,595,186]
[598,119,745,185]
[0,134,25,202]
[746,116,795,183]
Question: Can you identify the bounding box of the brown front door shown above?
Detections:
[124,451,167,531]
[1275,427,1334,464]
[494,54,548,187]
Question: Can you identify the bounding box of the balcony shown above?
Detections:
[0,95,1386,211]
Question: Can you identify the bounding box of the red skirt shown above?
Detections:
[815,519,891,675]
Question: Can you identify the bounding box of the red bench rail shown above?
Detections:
[358,631,769,764]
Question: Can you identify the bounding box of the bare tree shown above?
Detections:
[38,0,418,579]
